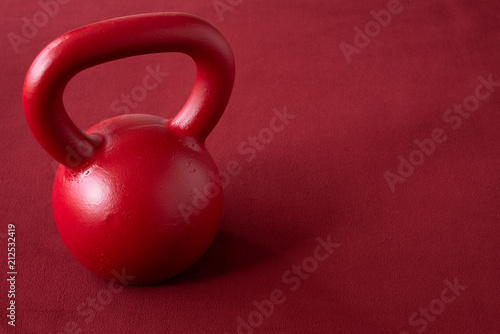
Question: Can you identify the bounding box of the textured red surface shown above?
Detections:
[1,0,500,333]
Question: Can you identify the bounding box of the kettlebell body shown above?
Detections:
[23,13,234,285]
[54,114,223,285]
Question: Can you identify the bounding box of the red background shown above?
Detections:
[1,0,500,333]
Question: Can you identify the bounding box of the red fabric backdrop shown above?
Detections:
[1,0,499,333]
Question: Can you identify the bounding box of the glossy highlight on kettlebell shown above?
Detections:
[22,13,235,285]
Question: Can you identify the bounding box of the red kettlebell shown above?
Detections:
[23,13,234,285]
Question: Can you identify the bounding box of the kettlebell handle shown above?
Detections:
[23,13,235,167]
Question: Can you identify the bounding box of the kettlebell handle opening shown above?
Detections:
[22,13,235,168]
